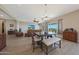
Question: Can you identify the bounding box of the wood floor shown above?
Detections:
[0,35,79,55]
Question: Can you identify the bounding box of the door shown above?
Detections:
[2,22,4,33]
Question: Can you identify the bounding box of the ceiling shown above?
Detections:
[0,4,79,22]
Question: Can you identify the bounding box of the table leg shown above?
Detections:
[59,40,61,48]
[46,46,48,55]
[54,43,56,48]
[40,42,43,51]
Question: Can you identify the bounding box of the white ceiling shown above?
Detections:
[0,4,79,22]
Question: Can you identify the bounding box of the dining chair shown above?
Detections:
[31,33,43,52]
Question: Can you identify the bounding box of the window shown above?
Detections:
[48,23,58,34]
[28,25,35,30]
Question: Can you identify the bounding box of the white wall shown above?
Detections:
[5,20,17,35]
[5,20,40,34]
[16,21,40,33]
[48,10,79,42]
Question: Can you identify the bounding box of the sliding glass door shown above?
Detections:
[48,23,58,34]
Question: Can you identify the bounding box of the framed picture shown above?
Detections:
[10,24,14,27]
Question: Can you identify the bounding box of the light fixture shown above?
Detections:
[33,18,39,23]
[33,4,50,23]
[0,14,4,17]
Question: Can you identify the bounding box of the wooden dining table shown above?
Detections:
[42,37,61,55]
[35,33,61,55]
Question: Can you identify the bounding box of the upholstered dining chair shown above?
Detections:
[31,33,43,52]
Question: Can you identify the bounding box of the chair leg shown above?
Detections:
[32,45,34,52]
[32,42,35,52]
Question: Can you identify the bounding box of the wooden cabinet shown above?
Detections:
[8,30,14,35]
[0,19,6,51]
[0,33,6,51]
[63,31,77,42]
